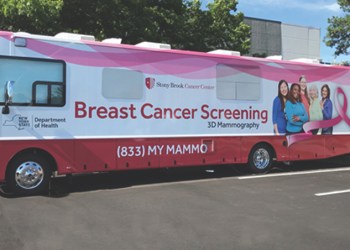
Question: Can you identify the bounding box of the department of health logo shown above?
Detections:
[3,114,30,130]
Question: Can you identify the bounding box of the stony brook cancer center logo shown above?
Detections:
[145,77,215,91]
[145,77,155,89]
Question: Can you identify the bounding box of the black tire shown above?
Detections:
[6,154,51,196]
[248,144,273,173]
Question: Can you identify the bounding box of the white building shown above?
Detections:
[244,17,320,61]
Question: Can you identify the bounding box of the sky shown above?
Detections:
[202,0,348,63]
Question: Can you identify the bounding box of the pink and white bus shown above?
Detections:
[0,30,349,195]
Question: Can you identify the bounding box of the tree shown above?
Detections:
[324,0,350,56]
[0,0,63,34]
[170,0,209,51]
[59,0,250,53]
[122,0,186,45]
[0,0,250,54]
[205,0,250,54]
[177,0,250,53]
[60,0,119,40]
[59,0,185,43]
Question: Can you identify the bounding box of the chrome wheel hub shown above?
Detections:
[253,148,270,169]
[15,161,44,189]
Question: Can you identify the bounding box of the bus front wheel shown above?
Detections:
[6,154,51,196]
[248,144,273,173]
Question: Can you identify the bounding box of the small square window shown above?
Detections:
[102,68,143,99]
[216,64,261,101]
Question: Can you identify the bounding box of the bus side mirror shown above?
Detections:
[2,81,15,115]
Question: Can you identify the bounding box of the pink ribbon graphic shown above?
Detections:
[287,87,348,146]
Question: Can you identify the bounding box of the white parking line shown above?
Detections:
[238,167,350,180]
[315,189,350,196]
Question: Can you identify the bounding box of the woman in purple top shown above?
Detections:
[320,84,333,134]
[273,80,289,135]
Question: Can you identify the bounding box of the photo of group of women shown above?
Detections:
[272,75,333,135]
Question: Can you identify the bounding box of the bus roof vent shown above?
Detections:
[289,58,320,64]
[266,55,282,60]
[102,38,122,44]
[135,41,171,50]
[55,32,95,41]
[14,32,31,37]
[207,49,241,56]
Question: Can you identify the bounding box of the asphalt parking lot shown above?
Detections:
[1,158,350,250]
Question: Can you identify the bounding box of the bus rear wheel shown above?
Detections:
[6,154,51,196]
[248,144,273,173]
